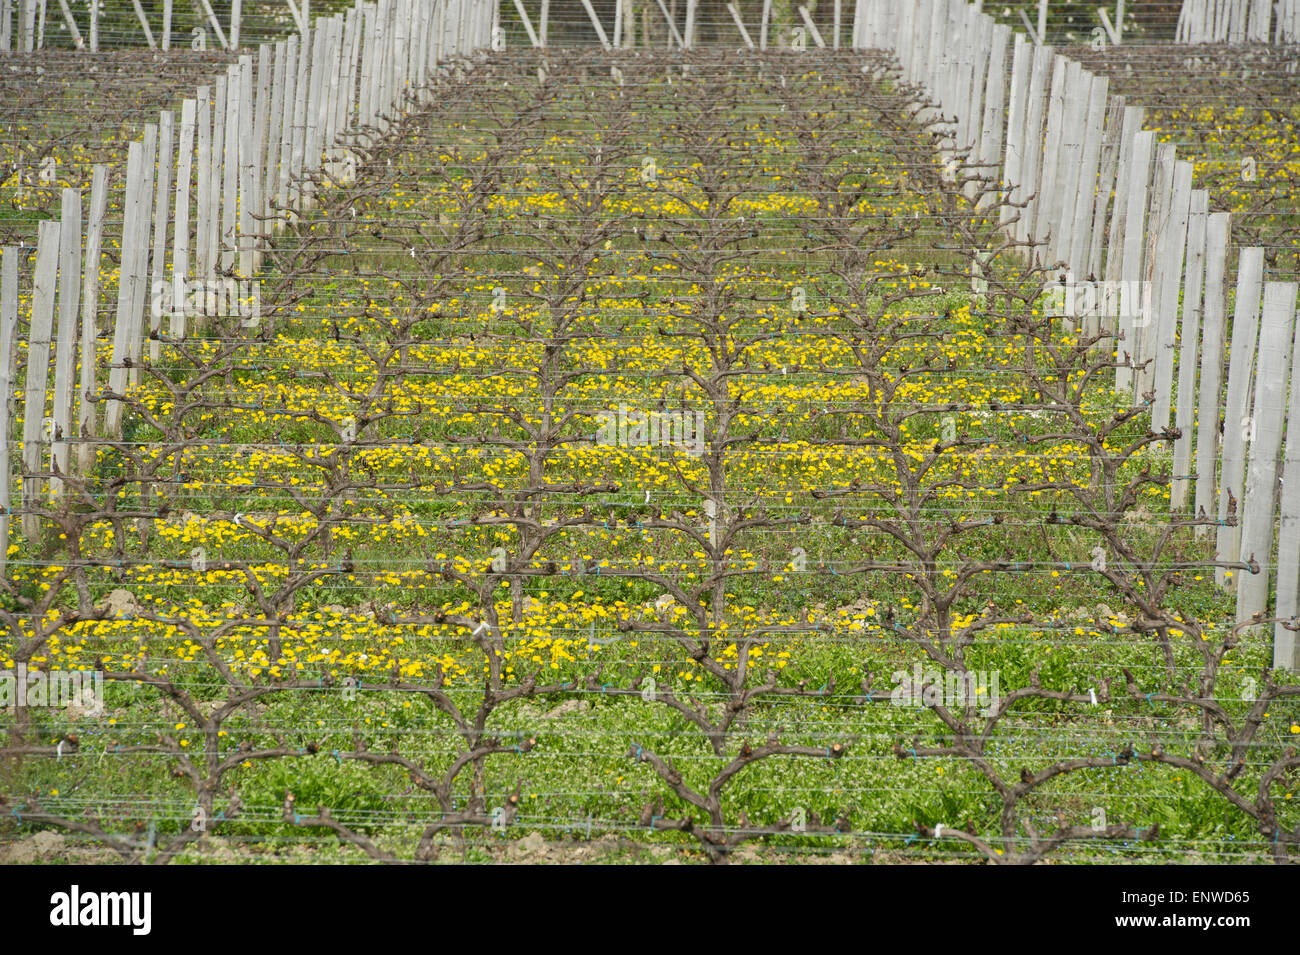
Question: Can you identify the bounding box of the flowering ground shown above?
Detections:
[2,48,1298,864]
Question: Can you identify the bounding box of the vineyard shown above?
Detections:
[2,0,1300,867]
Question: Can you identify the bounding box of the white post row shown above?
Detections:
[851,1,1300,670]
[3,0,474,552]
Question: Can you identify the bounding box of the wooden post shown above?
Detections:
[976,24,1009,214]
[580,0,611,49]
[1194,212,1231,535]
[654,0,684,47]
[221,64,240,277]
[171,100,195,348]
[289,26,311,213]
[1032,55,1067,262]
[55,0,82,48]
[88,0,96,50]
[76,164,107,473]
[1015,42,1050,249]
[127,127,157,389]
[251,44,271,270]
[1,0,11,53]
[278,34,300,227]
[798,5,826,46]
[51,188,81,493]
[1101,106,1142,341]
[22,221,60,540]
[1049,64,1087,269]
[1000,33,1030,232]
[230,0,241,47]
[163,0,172,49]
[21,0,34,52]
[195,85,212,299]
[0,247,15,574]
[684,0,696,47]
[1236,282,1298,624]
[198,0,230,48]
[1037,0,1048,41]
[540,0,548,47]
[1085,95,1124,290]
[760,0,770,48]
[1115,130,1153,393]
[726,1,754,47]
[1066,72,1107,278]
[106,142,143,439]
[237,56,256,275]
[1171,189,1208,511]
[207,76,226,290]
[130,0,156,47]
[148,111,175,364]
[512,0,539,46]
[1150,159,1193,433]
[300,26,326,210]
[1136,143,1175,398]
[1215,248,1264,589]
[1275,286,1300,668]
